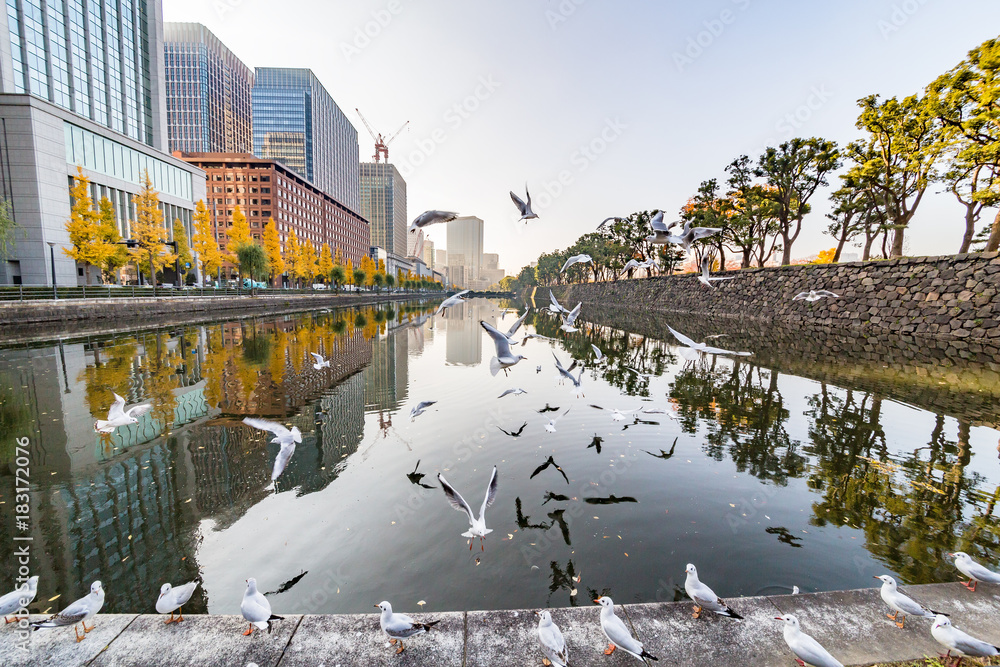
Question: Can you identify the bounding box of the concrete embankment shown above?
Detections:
[0,293,432,345]
[545,251,1000,343]
[2,582,998,666]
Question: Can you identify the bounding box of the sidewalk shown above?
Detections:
[1,582,997,666]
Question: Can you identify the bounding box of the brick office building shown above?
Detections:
[176,153,370,279]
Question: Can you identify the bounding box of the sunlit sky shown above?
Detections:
[163,0,1000,273]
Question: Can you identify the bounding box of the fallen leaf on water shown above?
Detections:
[570,588,578,596]
[417,600,426,607]
[729,503,736,508]
[624,553,629,557]
[48,595,60,602]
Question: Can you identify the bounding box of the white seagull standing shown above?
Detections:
[932,614,999,665]
[559,303,583,332]
[156,581,198,624]
[698,256,735,289]
[437,466,498,551]
[793,290,840,302]
[94,393,152,434]
[409,210,459,233]
[376,601,440,655]
[560,254,593,273]
[874,575,942,628]
[684,564,743,619]
[0,576,38,623]
[481,320,528,376]
[31,581,104,642]
[949,551,1000,591]
[310,352,331,370]
[667,326,752,357]
[594,596,658,662]
[240,578,283,635]
[545,408,571,433]
[536,610,570,667]
[510,185,538,222]
[410,401,437,420]
[775,614,843,667]
[435,289,471,316]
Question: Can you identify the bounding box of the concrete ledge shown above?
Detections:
[2,583,998,666]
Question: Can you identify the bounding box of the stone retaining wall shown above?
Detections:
[545,251,1000,342]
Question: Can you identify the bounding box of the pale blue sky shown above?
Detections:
[164,0,1000,272]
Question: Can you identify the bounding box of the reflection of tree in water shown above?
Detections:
[670,358,804,485]
[531,314,676,397]
[0,374,32,463]
[547,559,582,606]
[805,384,999,583]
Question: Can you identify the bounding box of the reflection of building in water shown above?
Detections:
[364,331,409,411]
[444,300,497,366]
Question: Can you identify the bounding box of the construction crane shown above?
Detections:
[356,108,409,163]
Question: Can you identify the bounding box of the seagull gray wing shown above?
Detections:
[479,466,498,519]
[667,325,699,348]
[691,226,722,240]
[510,191,528,214]
[538,623,568,663]
[438,474,475,521]
[505,309,529,337]
[889,590,935,617]
[951,629,1000,657]
[243,418,292,439]
[124,401,153,419]
[602,612,644,656]
[107,393,127,420]
[481,321,515,360]
[790,633,844,667]
[815,290,840,297]
[650,211,668,232]
[597,216,623,230]
[39,597,91,626]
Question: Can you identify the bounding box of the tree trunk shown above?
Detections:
[959,203,978,254]
[863,232,875,261]
[833,225,849,263]
[742,249,752,268]
[780,232,792,265]
[986,208,1000,252]
[717,245,726,272]
[890,225,905,258]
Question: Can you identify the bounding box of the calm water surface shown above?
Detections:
[0,298,997,617]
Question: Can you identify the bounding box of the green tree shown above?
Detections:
[235,242,269,295]
[385,273,395,290]
[724,155,782,268]
[352,267,365,289]
[824,178,886,262]
[0,198,17,261]
[927,37,1000,251]
[172,218,192,285]
[850,95,942,258]
[330,264,346,292]
[372,272,385,292]
[758,137,841,265]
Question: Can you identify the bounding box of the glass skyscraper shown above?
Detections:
[1,0,167,148]
[359,161,406,256]
[164,23,254,154]
[252,67,360,213]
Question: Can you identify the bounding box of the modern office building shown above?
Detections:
[446,216,483,289]
[1,0,168,148]
[421,239,435,267]
[0,0,206,286]
[178,153,370,276]
[252,68,360,212]
[359,161,406,256]
[435,249,447,268]
[163,23,254,154]
[481,252,505,287]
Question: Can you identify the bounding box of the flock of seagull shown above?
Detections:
[1,199,983,666]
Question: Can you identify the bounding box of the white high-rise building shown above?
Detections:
[446,216,483,289]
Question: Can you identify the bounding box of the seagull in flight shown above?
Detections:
[499,308,530,343]
[510,185,538,222]
[545,408,571,433]
[310,352,331,370]
[667,326,752,357]
[597,216,627,230]
[625,366,656,381]
[481,320,528,376]
[793,289,840,302]
[590,405,639,422]
[553,352,585,397]
[497,422,528,438]
[698,256,735,289]
[438,466,499,551]
[521,333,556,346]
[674,220,722,252]
[645,211,682,246]
[560,302,583,332]
[498,388,528,398]
[530,455,569,484]
[94,393,152,434]
[560,254,593,273]
[410,401,437,420]
[591,344,604,361]
[409,210,458,233]
[435,289,471,316]
[547,290,570,315]
[243,418,302,447]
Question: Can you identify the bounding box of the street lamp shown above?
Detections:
[47,241,57,299]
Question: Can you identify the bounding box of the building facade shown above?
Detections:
[481,252,505,287]
[0,0,168,149]
[163,23,253,154]
[252,68,360,212]
[359,161,405,256]
[421,239,434,267]
[178,153,370,276]
[446,216,483,289]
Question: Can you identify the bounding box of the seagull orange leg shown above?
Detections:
[895,614,905,629]
[389,638,397,645]
[887,611,898,621]
[604,643,616,655]
[543,659,552,666]
[176,607,184,623]
[83,621,94,633]
[4,616,16,624]
[243,624,253,636]
[395,640,405,654]
[164,611,174,624]
[692,605,702,619]
[74,624,85,642]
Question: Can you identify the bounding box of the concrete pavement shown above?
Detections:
[1,582,998,666]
